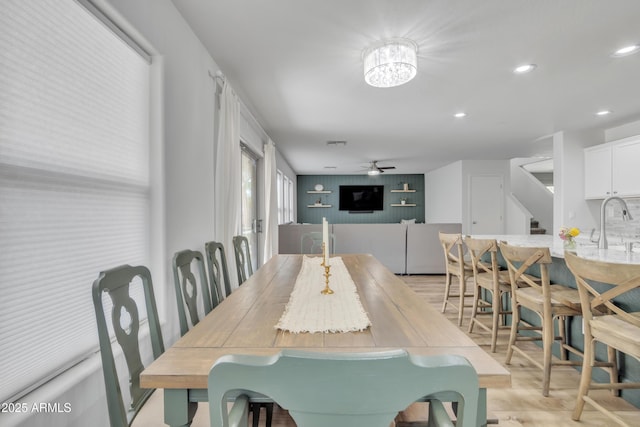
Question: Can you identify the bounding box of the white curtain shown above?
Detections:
[262,139,278,262]
[214,81,242,292]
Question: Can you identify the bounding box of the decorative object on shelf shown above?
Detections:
[559,226,580,250]
[315,198,322,205]
[400,198,407,205]
[390,182,415,193]
[363,39,418,88]
[314,184,324,191]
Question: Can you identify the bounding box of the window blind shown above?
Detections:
[0,0,151,403]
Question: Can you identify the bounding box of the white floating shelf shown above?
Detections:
[307,190,331,194]
[307,204,332,208]
[390,203,417,207]
[390,189,416,193]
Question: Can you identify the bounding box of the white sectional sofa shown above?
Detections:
[278,223,461,274]
[405,223,462,274]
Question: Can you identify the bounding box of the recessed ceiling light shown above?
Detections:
[612,44,640,57]
[514,64,536,74]
[454,112,466,118]
[596,110,612,116]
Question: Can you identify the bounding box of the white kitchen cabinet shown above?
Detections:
[584,144,612,199]
[612,138,640,197]
[584,136,640,199]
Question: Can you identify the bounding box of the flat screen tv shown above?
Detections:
[339,185,384,211]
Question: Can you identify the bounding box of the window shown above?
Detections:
[0,0,152,403]
[286,175,294,223]
[276,170,295,224]
[277,171,284,224]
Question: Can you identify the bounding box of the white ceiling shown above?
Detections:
[172,0,640,175]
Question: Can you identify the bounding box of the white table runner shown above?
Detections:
[275,256,371,333]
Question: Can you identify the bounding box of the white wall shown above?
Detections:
[510,158,553,233]
[605,119,640,142]
[6,1,231,426]
[461,160,510,234]
[505,193,531,234]
[425,159,510,234]
[553,130,602,246]
[104,0,224,342]
[425,161,462,223]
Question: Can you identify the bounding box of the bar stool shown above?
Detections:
[439,232,474,326]
[565,251,638,426]
[465,237,512,352]
[499,242,583,396]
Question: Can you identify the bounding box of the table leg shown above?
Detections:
[164,388,198,427]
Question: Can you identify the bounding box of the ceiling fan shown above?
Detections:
[364,160,396,175]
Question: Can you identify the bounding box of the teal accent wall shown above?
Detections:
[297,174,425,224]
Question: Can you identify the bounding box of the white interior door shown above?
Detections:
[470,175,504,235]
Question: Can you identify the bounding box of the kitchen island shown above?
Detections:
[472,234,640,264]
[470,234,640,409]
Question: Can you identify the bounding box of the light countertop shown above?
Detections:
[471,234,640,265]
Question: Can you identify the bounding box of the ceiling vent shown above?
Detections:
[326,140,347,147]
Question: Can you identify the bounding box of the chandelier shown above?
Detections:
[363,39,418,88]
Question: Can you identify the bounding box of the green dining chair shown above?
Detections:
[207,239,273,426]
[208,349,479,427]
[92,265,192,426]
[173,249,220,336]
[205,241,232,299]
[232,235,253,284]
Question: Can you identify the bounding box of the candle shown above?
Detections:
[322,217,330,265]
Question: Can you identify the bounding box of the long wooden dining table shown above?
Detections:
[141,253,510,426]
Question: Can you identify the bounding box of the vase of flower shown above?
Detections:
[559,226,580,251]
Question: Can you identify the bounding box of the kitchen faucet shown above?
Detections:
[598,196,633,249]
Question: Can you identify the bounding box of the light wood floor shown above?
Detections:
[255,274,639,427]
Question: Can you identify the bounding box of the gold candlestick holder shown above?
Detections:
[319,242,334,294]
[321,264,334,295]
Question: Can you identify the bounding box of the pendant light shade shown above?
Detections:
[363,39,418,88]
